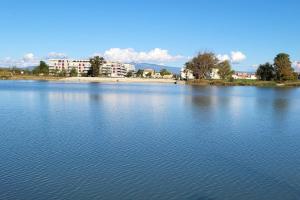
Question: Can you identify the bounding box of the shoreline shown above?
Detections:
[187,79,300,87]
[2,76,182,84]
[2,76,300,87]
[61,77,182,84]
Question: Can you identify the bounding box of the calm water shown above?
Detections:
[1,81,300,200]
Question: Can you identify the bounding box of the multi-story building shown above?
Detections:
[123,63,135,72]
[48,59,135,77]
[48,59,90,76]
[102,62,128,78]
[232,72,257,80]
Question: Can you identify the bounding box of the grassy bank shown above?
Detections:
[187,79,300,87]
[1,75,61,81]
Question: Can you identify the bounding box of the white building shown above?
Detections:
[48,59,90,76]
[232,72,257,80]
[102,62,126,77]
[210,68,221,79]
[48,59,135,77]
[180,68,195,80]
[123,63,135,72]
[101,62,135,77]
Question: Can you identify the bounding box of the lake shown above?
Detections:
[0,81,300,200]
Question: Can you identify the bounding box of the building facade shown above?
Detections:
[48,59,135,77]
[101,62,135,77]
[180,68,195,80]
[232,72,257,80]
[48,59,91,76]
[210,68,221,79]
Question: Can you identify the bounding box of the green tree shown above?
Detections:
[136,69,144,77]
[89,56,106,77]
[32,61,49,75]
[146,72,152,78]
[274,53,295,81]
[59,69,67,77]
[160,69,171,76]
[256,63,275,81]
[186,52,218,79]
[52,69,60,77]
[217,60,234,80]
[125,71,134,77]
[70,67,78,77]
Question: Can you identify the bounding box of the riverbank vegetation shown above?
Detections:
[185,52,300,87]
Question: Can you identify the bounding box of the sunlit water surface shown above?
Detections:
[1,81,300,200]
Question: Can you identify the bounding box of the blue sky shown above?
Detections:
[0,0,300,71]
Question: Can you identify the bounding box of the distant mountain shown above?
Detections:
[132,63,181,74]
[0,66,36,70]
[22,66,36,70]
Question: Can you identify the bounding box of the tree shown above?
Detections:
[125,71,134,77]
[89,56,105,77]
[160,69,171,76]
[217,60,234,80]
[256,63,275,81]
[186,52,218,79]
[136,69,144,77]
[32,61,49,75]
[70,67,78,77]
[52,69,60,77]
[146,72,152,78]
[59,69,67,77]
[274,53,295,81]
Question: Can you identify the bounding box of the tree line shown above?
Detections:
[256,53,298,81]
[185,52,234,80]
[22,56,173,78]
[185,52,299,82]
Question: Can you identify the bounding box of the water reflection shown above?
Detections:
[2,81,300,200]
[187,86,244,122]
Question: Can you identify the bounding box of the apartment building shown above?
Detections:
[48,59,90,76]
[48,59,135,77]
[101,62,131,78]
[232,72,257,80]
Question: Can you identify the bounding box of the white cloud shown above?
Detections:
[217,54,230,62]
[293,61,300,72]
[94,48,185,63]
[230,51,246,64]
[0,53,39,68]
[47,52,68,59]
[23,53,35,62]
[217,51,247,64]
[0,52,69,68]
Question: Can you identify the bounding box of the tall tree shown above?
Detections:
[217,60,234,80]
[89,56,105,77]
[125,71,134,77]
[186,52,218,79]
[274,53,294,81]
[32,61,49,75]
[70,67,78,77]
[136,69,144,77]
[160,69,171,76]
[256,63,275,81]
[59,69,67,77]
